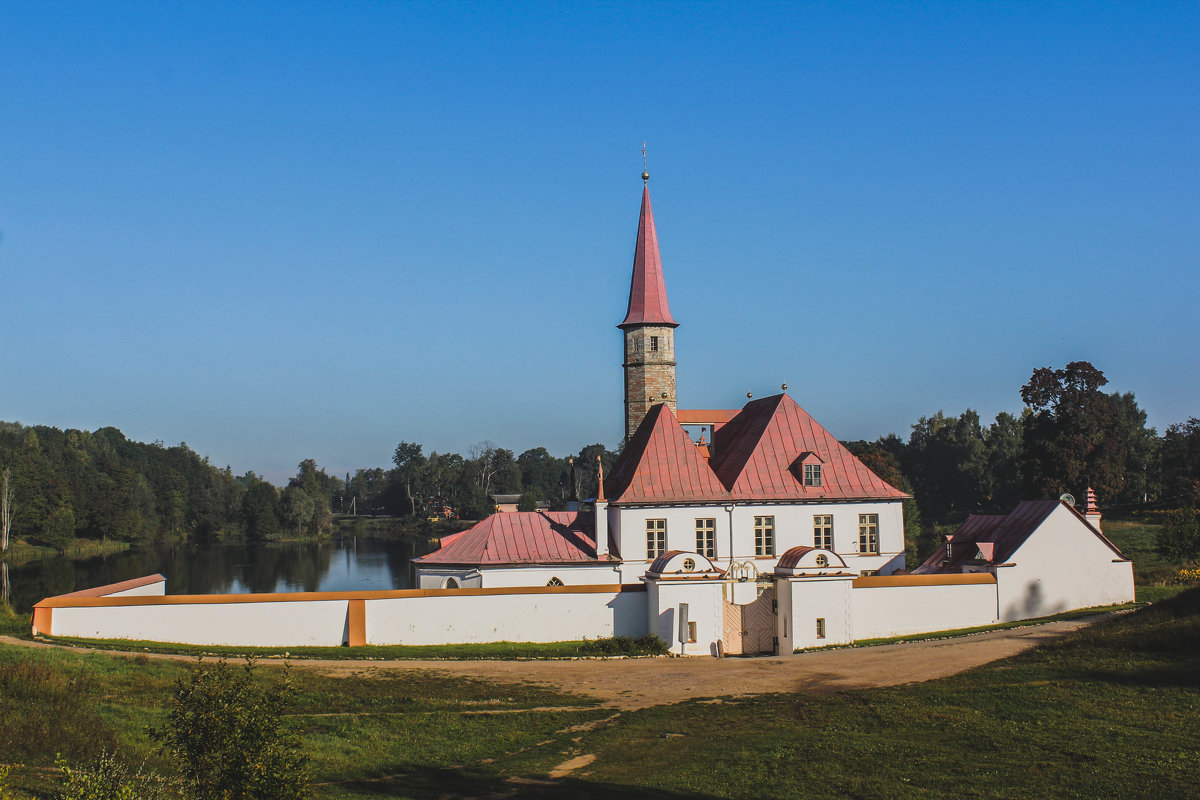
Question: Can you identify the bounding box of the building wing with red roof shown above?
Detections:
[414,511,618,567]
[913,499,1127,574]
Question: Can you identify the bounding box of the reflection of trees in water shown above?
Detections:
[5,538,423,613]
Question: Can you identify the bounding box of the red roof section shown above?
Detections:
[913,500,1127,574]
[605,404,731,504]
[414,512,619,566]
[709,394,909,501]
[619,185,677,329]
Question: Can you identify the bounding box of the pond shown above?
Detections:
[2,536,435,614]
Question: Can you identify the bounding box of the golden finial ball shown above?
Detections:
[642,170,650,181]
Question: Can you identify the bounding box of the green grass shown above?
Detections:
[1102,519,1179,584]
[3,587,1199,798]
[33,634,668,661]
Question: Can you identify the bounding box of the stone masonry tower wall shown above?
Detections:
[619,181,678,441]
[623,325,677,440]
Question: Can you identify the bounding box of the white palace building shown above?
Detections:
[33,176,1135,655]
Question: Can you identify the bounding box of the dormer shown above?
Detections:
[789,451,825,488]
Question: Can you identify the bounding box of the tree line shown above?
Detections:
[1,361,1197,558]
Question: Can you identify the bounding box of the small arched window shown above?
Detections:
[547,577,564,586]
[443,577,459,589]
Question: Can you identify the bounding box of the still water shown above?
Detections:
[3,537,434,614]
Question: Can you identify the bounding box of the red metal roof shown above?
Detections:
[414,511,619,566]
[709,394,909,501]
[605,404,732,504]
[618,185,677,329]
[913,500,1127,574]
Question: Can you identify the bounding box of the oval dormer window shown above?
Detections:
[815,554,829,567]
[682,558,696,572]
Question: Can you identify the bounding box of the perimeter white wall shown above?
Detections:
[50,600,352,647]
[365,589,646,645]
[44,588,647,648]
[849,581,998,640]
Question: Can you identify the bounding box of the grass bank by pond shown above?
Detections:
[2,586,1198,798]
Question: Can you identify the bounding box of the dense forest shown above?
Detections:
[2,361,1198,561]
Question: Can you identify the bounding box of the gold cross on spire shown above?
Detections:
[641,142,649,183]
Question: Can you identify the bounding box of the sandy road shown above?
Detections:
[2,614,1104,710]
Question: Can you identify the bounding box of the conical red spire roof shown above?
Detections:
[619,185,678,329]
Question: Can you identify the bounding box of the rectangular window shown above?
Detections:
[858,514,879,554]
[804,463,822,487]
[650,336,659,352]
[687,621,697,643]
[695,518,716,559]
[816,618,826,639]
[754,515,775,557]
[646,519,667,559]
[813,514,833,549]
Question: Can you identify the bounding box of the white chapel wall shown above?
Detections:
[995,505,1135,622]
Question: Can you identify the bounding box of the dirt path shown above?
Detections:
[0,614,1106,710]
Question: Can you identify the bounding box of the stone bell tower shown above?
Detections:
[619,170,678,440]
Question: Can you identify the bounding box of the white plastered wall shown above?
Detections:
[366,589,646,645]
[849,581,998,640]
[778,576,854,651]
[645,578,726,656]
[613,500,906,584]
[49,599,352,647]
[995,504,1135,622]
[476,564,622,588]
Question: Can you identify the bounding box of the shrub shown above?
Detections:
[1157,508,1200,564]
[150,660,311,800]
[56,751,180,800]
[578,635,668,656]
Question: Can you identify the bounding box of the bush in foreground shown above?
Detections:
[150,660,311,800]
[578,634,668,656]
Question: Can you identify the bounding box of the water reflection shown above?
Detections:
[4,537,434,614]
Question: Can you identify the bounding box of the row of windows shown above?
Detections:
[644,513,881,559]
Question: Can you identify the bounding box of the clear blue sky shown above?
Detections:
[2,1,1197,483]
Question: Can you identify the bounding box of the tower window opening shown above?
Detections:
[650,336,659,352]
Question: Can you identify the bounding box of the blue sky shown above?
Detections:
[2,1,1197,483]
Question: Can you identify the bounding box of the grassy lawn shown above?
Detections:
[3,586,1199,798]
[1101,518,1179,584]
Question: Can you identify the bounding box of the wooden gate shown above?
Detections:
[722,585,777,656]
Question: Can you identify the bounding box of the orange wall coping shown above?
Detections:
[34,582,647,609]
[852,573,996,589]
[50,574,166,599]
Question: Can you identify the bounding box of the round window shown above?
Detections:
[815,554,829,567]
[682,558,696,572]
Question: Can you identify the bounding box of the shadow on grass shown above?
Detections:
[330,763,714,799]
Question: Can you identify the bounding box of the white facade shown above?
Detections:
[994,503,1134,622]
[601,499,905,584]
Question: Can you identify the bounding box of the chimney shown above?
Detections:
[1085,487,1102,532]
[594,456,609,558]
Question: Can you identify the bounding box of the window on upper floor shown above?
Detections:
[813,514,833,549]
[649,335,659,352]
[646,519,667,559]
[695,518,716,559]
[804,463,822,487]
[858,513,879,555]
[754,515,775,557]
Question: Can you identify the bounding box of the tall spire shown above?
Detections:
[619,180,678,329]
